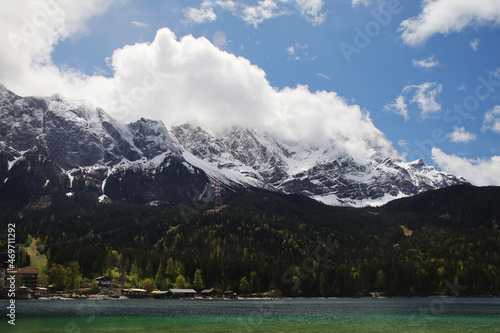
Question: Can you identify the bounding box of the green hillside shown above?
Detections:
[1,185,499,297]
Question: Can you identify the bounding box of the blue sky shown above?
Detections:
[1,0,500,185]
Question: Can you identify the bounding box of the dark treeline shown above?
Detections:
[1,185,499,297]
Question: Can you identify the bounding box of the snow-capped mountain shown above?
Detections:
[171,123,467,206]
[0,84,209,206]
[0,84,467,207]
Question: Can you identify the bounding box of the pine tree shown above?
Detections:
[250,271,260,293]
[240,276,250,294]
[155,263,165,289]
[175,275,187,289]
[193,269,204,290]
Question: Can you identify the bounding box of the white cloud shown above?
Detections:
[384,95,409,121]
[131,21,150,29]
[448,127,477,143]
[184,0,217,24]
[316,73,330,80]
[482,106,500,134]
[0,0,117,97]
[432,148,500,186]
[405,82,443,118]
[295,0,326,25]
[183,0,325,27]
[385,82,442,120]
[0,2,397,166]
[286,42,315,61]
[412,56,440,69]
[400,0,500,46]
[398,139,409,148]
[470,38,480,51]
[398,139,409,159]
[242,0,286,28]
[215,0,238,12]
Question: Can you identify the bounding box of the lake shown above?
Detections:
[1,298,499,332]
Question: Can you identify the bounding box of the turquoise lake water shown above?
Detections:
[1,298,499,332]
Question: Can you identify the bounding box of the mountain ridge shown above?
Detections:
[0,84,467,207]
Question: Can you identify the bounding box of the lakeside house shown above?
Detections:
[33,287,48,297]
[223,291,237,299]
[200,289,220,298]
[95,276,111,287]
[7,268,39,288]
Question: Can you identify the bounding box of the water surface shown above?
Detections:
[1,298,498,332]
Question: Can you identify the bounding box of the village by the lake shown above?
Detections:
[0,263,244,301]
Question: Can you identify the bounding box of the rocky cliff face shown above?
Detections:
[170,124,467,206]
[0,85,209,206]
[0,84,467,208]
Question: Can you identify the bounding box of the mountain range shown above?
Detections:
[0,84,467,208]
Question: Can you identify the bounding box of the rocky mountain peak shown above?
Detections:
[0,85,468,207]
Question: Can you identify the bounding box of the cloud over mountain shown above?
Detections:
[0,0,394,165]
[432,148,500,186]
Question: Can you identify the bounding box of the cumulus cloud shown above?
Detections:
[242,0,287,27]
[432,148,500,186]
[0,1,395,166]
[0,0,117,97]
[400,0,500,46]
[448,127,477,143]
[482,106,500,134]
[385,82,442,120]
[104,30,393,162]
[384,95,409,121]
[412,56,440,69]
[408,82,443,118]
[185,0,217,24]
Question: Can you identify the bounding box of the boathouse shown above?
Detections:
[169,288,197,298]
[200,289,219,298]
[95,276,111,287]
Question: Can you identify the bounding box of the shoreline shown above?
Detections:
[1,295,498,301]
